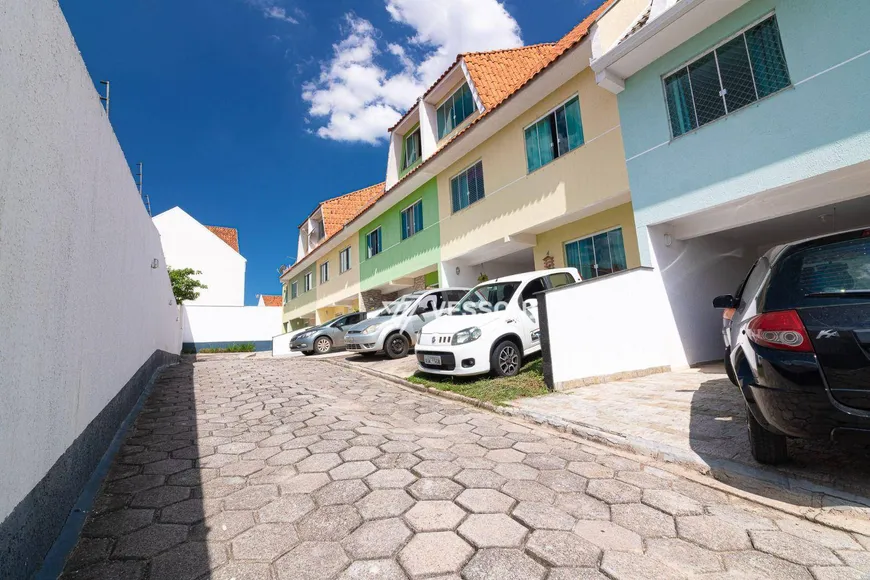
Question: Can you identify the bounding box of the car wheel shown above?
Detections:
[746,403,788,465]
[385,333,410,359]
[314,336,333,355]
[491,340,522,377]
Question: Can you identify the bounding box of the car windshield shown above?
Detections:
[382,296,418,316]
[323,315,347,327]
[454,282,520,315]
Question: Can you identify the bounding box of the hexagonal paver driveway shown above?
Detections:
[59,359,870,580]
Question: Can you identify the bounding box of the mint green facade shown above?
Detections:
[360,178,440,291]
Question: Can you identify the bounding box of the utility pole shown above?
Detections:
[99,80,110,117]
[136,162,151,216]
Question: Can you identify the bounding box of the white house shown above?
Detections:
[152,206,246,306]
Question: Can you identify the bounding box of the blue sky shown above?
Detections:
[59,0,600,305]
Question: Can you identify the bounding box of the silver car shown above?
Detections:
[344,288,469,359]
[289,312,368,355]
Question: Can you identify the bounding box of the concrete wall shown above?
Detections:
[541,268,687,389]
[182,306,283,352]
[0,0,181,573]
[436,68,631,262]
[315,236,361,313]
[617,0,870,263]
[152,207,246,306]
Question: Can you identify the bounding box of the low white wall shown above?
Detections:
[182,305,283,348]
[0,0,181,524]
[544,268,687,389]
[272,327,312,356]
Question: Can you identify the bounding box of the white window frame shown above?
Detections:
[303,272,313,293]
[522,93,583,173]
[320,261,329,284]
[563,226,626,279]
[661,12,790,140]
[449,158,485,214]
[366,227,382,259]
[400,200,424,240]
[339,246,352,273]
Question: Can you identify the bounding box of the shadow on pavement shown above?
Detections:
[688,375,870,508]
[60,361,213,579]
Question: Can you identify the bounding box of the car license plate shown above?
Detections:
[423,355,442,366]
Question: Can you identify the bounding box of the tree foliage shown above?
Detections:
[168,267,208,304]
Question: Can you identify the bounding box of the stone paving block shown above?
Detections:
[461,548,546,580]
[275,541,350,580]
[112,523,188,558]
[150,541,228,580]
[142,458,193,475]
[646,537,723,574]
[775,518,862,550]
[192,510,255,541]
[61,560,147,580]
[537,470,588,493]
[217,442,257,454]
[670,479,730,505]
[677,515,751,551]
[501,480,556,504]
[63,537,113,571]
[398,532,474,578]
[221,460,267,478]
[297,504,363,541]
[704,504,777,531]
[586,479,641,504]
[381,440,422,454]
[330,460,377,481]
[296,452,342,473]
[555,492,610,521]
[224,484,279,510]
[106,474,165,495]
[279,472,331,494]
[413,460,461,478]
[455,489,515,514]
[567,462,615,479]
[611,503,676,538]
[454,469,506,489]
[749,530,841,566]
[525,530,601,567]
[512,441,552,455]
[596,455,642,472]
[82,509,154,537]
[342,518,412,559]
[341,446,382,462]
[357,489,416,520]
[600,551,685,580]
[809,566,866,580]
[241,446,281,461]
[512,502,575,531]
[365,468,417,489]
[642,489,703,516]
[552,447,597,462]
[405,501,467,532]
[308,439,350,454]
[478,437,516,450]
[266,448,310,466]
[723,551,814,580]
[546,568,608,580]
[315,479,370,506]
[130,485,190,508]
[212,561,272,580]
[457,513,527,548]
[339,559,409,580]
[572,520,643,552]
[493,462,539,481]
[485,449,525,463]
[374,453,421,470]
[615,470,673,490]
[231,523,299,561]
[523,454,567,471]
[408,478,463,501]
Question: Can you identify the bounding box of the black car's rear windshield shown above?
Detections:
[764,232,870,310]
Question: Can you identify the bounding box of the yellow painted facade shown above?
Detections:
[436,67,632,262]
[314,236,361,314]
[532,202,640,270]
[594,0,650,53]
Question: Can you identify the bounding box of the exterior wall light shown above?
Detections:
[152,258,160,269]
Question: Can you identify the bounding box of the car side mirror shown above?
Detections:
[712,295,738,309]
[524,298,538,310]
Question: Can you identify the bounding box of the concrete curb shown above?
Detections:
[324,358,870,536]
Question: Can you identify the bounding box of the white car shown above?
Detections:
[416,268,581,377]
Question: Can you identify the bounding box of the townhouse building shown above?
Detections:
[280,0,650,324]
[588,0,870,366]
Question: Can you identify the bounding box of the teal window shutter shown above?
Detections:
[565,97,584,150]
[746,16,790,98]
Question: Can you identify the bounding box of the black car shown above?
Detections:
[713,228,870,464]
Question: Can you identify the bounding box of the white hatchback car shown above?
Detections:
[417,268,581,377]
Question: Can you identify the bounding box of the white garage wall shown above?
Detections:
[182,306,283,349]
[544,268,688,389]
[0,0,181,525]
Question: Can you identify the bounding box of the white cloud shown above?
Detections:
[246,1,299,24]
[303,0,523,144]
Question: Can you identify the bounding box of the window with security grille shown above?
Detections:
[524,95,584,173]
[290,282,298,299]
[339,247,352,273]
[564,228,628,280]
[303,272,313,292]
[366,227,382,259]
[437,83,475,140]
[664,14,790,138]
[450,161,485,213]
[320,262,329,284]
[401,201,424,240]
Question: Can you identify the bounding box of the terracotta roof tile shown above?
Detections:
[260,295,282,307]
[463,44,557,110]
[205,225,240,253]
[320,182,386,238]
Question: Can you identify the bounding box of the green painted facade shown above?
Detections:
[359,178,440,292]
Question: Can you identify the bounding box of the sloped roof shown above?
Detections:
[205,225,240,253]
[260,295,282,307]
[463,44,557,110]
[321,182,386,238]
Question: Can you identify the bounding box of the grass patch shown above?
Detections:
[197,343,256,354]
[408,356,549,406]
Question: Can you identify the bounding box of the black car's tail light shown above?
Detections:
[747,310,813,352]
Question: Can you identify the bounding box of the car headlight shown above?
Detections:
[297,332,313,340]
[452,327,482,345]
[361,323,382,334]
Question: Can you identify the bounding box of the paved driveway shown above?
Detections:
[61,358,870,579]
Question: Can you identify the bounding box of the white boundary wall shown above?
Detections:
[544,268,688,389]
[182,306,283,348]
[0,0,181,523]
